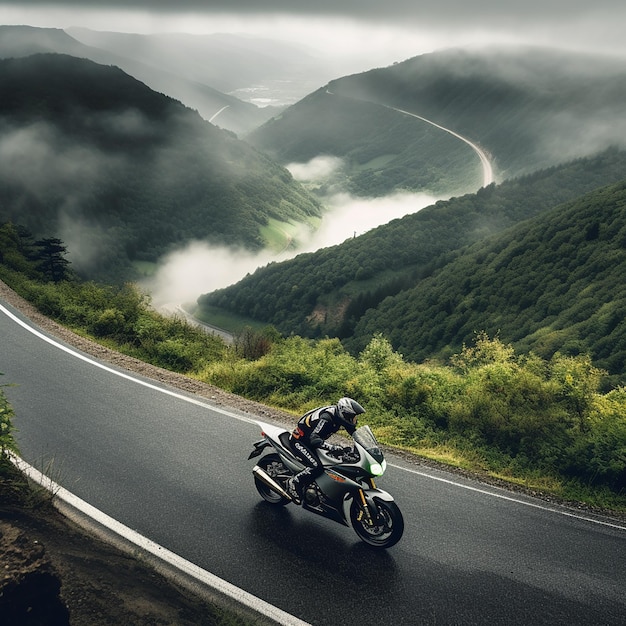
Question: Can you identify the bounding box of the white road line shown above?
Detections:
[390,462,626,531]
[10,453,311,626]
[0,304,254,425]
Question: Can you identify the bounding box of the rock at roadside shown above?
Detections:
[0,521,70,625]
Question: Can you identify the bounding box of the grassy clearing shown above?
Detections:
[260,217,319,252]
[132,260,158,277]
[353,154,398,171]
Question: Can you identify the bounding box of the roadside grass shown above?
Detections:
[0,457,30,505]
[371,433,626,513]
[0,457,60,510]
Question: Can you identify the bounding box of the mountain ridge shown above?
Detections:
[198,148,626,384]
[249,45,626,196]
[0,25,275,135]
[348,178,626,382]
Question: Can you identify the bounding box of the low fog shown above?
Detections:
[0,119,127,271]
[145,155,439,308]
[0,121,109,200]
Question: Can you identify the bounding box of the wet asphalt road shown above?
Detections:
[2,300,625,626]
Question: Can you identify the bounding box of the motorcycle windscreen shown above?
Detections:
[352,426,384,462]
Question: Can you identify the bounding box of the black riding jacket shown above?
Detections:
[291,405,354,448]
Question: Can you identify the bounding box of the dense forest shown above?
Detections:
[249,46,626,193]
[348,180,626,386]
[199,148,626,382]
[0,54,321,283]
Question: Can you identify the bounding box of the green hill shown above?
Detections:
[248,86,482,197]
[249,46,626,195]
[0,54,321,282]
[349,180,626,383]
[198,149,626,341]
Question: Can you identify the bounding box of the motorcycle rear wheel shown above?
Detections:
[254,453,291,506]
[350,498,404,548]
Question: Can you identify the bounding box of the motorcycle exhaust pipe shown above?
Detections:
[253,465,293,500]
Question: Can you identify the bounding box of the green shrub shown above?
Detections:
[557,388,626,489]
[89,307,128,338]
[0,377,17,460]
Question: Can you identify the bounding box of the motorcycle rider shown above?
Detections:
[286,397,365,504]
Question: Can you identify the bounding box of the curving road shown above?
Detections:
[2,300,625,625]
[388,105,494,188]
[325,88,494,189]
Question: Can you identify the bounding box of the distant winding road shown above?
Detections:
[326,88,494,189]
[2,299,626,626]
[388,105,494,187]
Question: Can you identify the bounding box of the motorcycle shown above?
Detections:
[248,421,404,548]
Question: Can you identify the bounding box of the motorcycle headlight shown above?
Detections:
[370,459,387,476]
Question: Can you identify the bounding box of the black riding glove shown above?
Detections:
[323,443,344,457]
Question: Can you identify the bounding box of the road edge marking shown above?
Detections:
[9,452,311,626]
[390,462,626,531]
[0,303,255,424]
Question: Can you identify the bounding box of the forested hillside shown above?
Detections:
[248,87,482,197]
[0,54,321,283]
[348,180,626,384]
[198,149,626,351]
[249,46,626,194]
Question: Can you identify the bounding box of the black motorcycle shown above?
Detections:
[248,420,404,548]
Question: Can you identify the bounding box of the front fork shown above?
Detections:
[354,479,386,528]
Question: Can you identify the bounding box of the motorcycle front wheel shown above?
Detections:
[350,498,404,548]
[254,453,291,506]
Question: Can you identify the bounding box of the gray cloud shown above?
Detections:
[3,0,625,63]
[1,1,623,30]
[3,0,619,18]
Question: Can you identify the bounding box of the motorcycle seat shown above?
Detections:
[279,431,292,449]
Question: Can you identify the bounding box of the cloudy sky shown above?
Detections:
[3,0,626,67]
